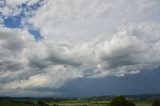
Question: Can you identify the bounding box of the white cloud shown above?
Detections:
[5,0,27,5]
[28,0,113,42]
[1,0,160,96]
[0,27,85,93]
[5,0,41,6]
[1,21,160,94]
[0,0,43,17]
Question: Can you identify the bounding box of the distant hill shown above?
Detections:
[0,94,160,101]
[89,94,160,100]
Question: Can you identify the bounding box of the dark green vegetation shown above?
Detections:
[0,101,34,106]
[0,94,159,106]
[110,96,135,106]
[36,100,49,106]
[152,99,160,106]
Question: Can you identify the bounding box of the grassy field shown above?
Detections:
[48,102,152,106]
[0,100,152,106]
[0,102,151,106]
[136,103,151,106]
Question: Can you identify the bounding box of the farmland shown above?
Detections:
[47,101,151,106]
[0,100,152,106]
[0,97,154,106]
[0,94,159,106]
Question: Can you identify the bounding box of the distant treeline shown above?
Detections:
[0,94,160,101]
[89,94,160,100]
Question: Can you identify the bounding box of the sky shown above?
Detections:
[0,0,160,97]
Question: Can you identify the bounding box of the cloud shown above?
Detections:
[1,21,160,94]
[0,0,44,24]
[0,0,160,96]
[28,0,113,41]
[5,0,42,6]
[0,27,85,94]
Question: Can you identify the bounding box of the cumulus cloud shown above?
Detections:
[1,21,160,94]
[0,27,85,93]
[28,0,113,41]
[94,22,160,77]
[0,0,160,96]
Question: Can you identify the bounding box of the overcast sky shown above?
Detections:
[0,0,160,97]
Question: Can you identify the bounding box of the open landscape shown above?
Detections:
[0,94,159,106]
[1,0,160,106]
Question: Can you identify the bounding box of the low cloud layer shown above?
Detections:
[0,0,160,96]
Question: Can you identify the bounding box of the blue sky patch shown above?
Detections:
[1,0,44,41]
[3,15,22,28]
[29,29,43,41]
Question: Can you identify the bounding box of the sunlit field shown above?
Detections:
[0,100,152,106]
[47,101,152,106]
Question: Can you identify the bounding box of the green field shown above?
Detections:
[0,101,152,106]
[0,100,152,106]
[47,101,151,106]
[136,103,151,106]
[0,102,151,106]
